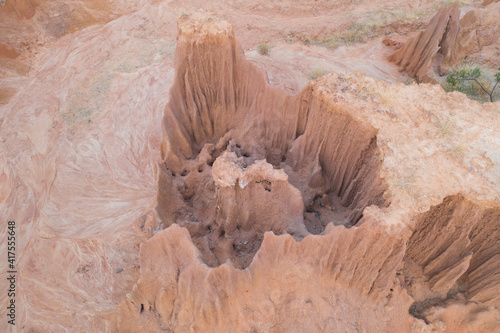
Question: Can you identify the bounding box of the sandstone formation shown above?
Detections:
[454,1,500,68]
[117,12,500,332]
[389,4,460,83]
[389,2,500,82]
[0,1,499,332]
[405,195,500,305]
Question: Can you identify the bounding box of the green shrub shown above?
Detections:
[257,43,270,56]
[444,66,500,103]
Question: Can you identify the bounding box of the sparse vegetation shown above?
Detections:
[356,87,370,101]
[313,7,426,50]
[285,30,298,43]
[282,0,481,48]
[443,66,500,103]
[447,142,469,158]
[257,42,270,56]
[433,0,473,10]
[376,89,396,106]
[435,118,456,138]
[315,22,379,49]
[403,76,418,86]
[395,174,415,192]
[302,2,475,50]
[394,173,418,204]
[310,68,330,80]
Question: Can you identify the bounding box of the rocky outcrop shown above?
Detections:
[117,222,409,332]
[389,2,500,82]
[118,12,407,331]
[117,12,500,332]
[404,195,500,303]
[482,0,500,7]
[402,195,500,332]
[155,12,387,272]
[450,1,500,68]
[389,4,461,83]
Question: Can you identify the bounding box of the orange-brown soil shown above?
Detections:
[1,1,499,332]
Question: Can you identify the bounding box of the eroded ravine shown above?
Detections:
[116,12,500,333]
[2,0,500,331]
[156,14,386,269]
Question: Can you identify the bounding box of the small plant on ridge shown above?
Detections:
[257,42,270,56]
[310,68,330,80]
[445,66,500,103]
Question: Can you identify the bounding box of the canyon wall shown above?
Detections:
[117,12,500,332]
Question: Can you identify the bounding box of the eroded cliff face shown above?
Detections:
[389,2,500,83]
[117,13,500,332]
[153,14,387,271]
[404,195,500,330]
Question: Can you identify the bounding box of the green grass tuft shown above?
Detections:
[310,68,330,80]
[257,42,270,56]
